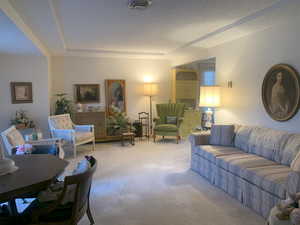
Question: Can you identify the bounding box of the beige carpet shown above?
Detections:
[65,139,265,225]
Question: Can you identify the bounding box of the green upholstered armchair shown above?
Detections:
[153,103,185,144]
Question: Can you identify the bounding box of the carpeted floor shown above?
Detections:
[65,139,265,225]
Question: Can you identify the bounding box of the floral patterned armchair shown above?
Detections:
[0,126,63,158]
[48,114,95,158]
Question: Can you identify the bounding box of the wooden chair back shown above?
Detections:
[64,156,97,224]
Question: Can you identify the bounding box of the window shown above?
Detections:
[203,71,215,86]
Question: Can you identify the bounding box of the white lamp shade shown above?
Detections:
[143,83,158,96]
[199,86,221,107]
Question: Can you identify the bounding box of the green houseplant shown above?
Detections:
[11,109,35,129]
[54,93,74,115]
[107,106,132,136]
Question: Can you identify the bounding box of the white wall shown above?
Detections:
[51,56,171,119]
[207,18,300,132]
[0,53,49,132]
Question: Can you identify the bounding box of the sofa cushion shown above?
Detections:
[241,165,291,199]
[216,153,276,176]
[234,125,254,152]
[154,124,178,132]
[279,134,300,166]
[193,145,242,163]
[75,132,93,143]
[248,127,291,161]
[209,125,234,146]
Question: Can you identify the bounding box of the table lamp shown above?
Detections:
[143,83,158,135]
[199,85,221,129]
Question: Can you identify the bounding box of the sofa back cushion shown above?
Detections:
[234,125,255,152]
[279,134,300,166]
[248,127,291,161]
[209,125,234,146]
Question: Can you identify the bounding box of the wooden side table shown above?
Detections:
[121,132,135,146]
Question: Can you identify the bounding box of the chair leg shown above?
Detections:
[87,201,95,225]
[153,134,156,142]
[93,138,96,151]
[177,136,179,144]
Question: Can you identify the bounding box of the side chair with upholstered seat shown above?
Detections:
[153,103,185,144]
[20,156,98,225]
[48,114,95,158]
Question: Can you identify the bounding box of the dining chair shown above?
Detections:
[0,126,63,158]
[21,156,97,225]
[48,114,95,158]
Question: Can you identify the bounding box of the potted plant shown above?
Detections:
[107,106,133,136]
[54,93,74,115]
[11,110,35,129]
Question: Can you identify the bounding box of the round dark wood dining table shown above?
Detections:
[0,154,68,215]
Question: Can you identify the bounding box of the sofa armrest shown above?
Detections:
[189,133,210,146]
[286,171,300,195]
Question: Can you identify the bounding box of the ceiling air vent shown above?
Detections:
[128,0,152,9]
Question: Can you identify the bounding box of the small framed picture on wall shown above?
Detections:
[10,82,33,104]
[75,84,100,103]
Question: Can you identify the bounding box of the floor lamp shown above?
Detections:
[199,86,221,129]
[143,83,158,135]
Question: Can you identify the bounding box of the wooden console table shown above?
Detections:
[74,112,106,141]
[74,111,124,142]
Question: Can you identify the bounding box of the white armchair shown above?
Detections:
[48,114,95,158]
[0,126,64,158]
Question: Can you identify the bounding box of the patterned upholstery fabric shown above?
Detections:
[216,153,276,176]
[286,171,300,195]
[189,133,210,146]
[209,125,235,146]
[50,115,73,130]
[189,126,300,219]
[241,165,291,198]
[75,132,94,143]
[154,124,178,132]
[193,145,242,163]
[234,125,254,152]
[6,127,25,147]
[279,134,300,166]
[242,180,281,218]
[248,127,291,161]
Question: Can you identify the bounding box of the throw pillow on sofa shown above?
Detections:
[209,125,235,146]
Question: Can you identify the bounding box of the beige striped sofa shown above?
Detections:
[190,125,300,218]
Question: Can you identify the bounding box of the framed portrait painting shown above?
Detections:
[11,82,33,104]
[262,64,300,121]
[75,84,100,103]
[105,80,126,115]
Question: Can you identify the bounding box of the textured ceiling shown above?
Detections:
[2,0,300,57]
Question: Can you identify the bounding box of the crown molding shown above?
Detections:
[1,0,50,56]
[49,0,166,58]
[49,0,290,58]
[170,0,290,53]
